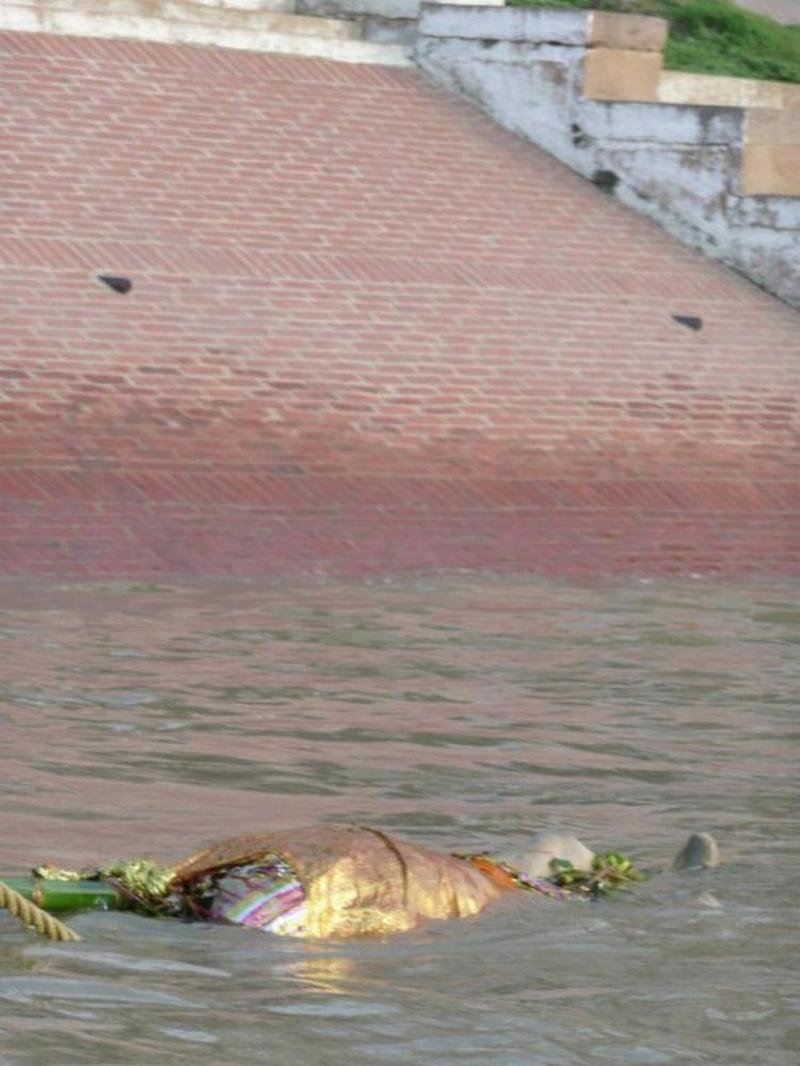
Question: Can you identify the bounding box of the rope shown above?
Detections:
[0,878,80,942]
[360,826,410,907]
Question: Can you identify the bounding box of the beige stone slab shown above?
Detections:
[747,108,800,145]
[587,11,668,52]
[255,12,361,37]
[0,1,414,63]
[658,70,788,109]
[4,1,361,36]
[16,0,297,19]
[741,144,800,195]
[27,1,358,38]
[582,48,662,102]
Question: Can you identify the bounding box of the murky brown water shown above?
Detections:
[0,576,798,1064]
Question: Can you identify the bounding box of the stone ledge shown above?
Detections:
[297,0,504,13]
[747,107,800,143]
[583,47,663,102]
[659,70,800,109]
[296,0,504,45]
[742,145,800,195]
[579,100,744,146]
[418,5,667,48]
[8,0,300,26]
[0,0,413,63]
[2,0,354,37]
[587,10,668,52]
[418,4,591,44]
[300,0,423,16]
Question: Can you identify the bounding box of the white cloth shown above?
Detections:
[500,830,595,880]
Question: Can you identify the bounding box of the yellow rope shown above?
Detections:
[0,878,80,942]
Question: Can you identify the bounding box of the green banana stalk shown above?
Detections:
[0,877,127,914]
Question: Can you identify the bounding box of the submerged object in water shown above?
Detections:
[2,823,704,941]
[172,824,508,938]
[672,832,720,870]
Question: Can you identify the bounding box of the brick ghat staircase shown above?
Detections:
[1,8,798,577]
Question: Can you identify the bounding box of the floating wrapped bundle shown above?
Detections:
[1,824,649,941]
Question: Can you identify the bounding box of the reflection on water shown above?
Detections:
[0,576,798,1064]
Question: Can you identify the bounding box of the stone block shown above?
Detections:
[600,143,736,206]
[741,145,800,195]
[580,100,743,146]
[362,14,418,42]
[298,0,421,17]
[746,107,800,145]
[658,71,788,109]
[730,194,800,229]
[582,48,662,102]
[427,0,505,6]
[418,5,589,44]
[0,0,416,62]
[587,11,668,52]
[194,0,293,9]
[298,0,503,15]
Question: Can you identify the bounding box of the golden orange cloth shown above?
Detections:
[171,824,507,939]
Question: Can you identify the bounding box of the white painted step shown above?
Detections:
[1,0,413,64]
[4,1,359,39]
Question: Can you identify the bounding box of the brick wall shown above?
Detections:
[1,31,798,576]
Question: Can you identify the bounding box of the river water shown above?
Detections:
[0,576,797,1064]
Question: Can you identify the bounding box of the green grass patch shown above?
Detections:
[508,0,800,83]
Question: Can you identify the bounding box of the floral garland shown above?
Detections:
[460,850,648,901]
